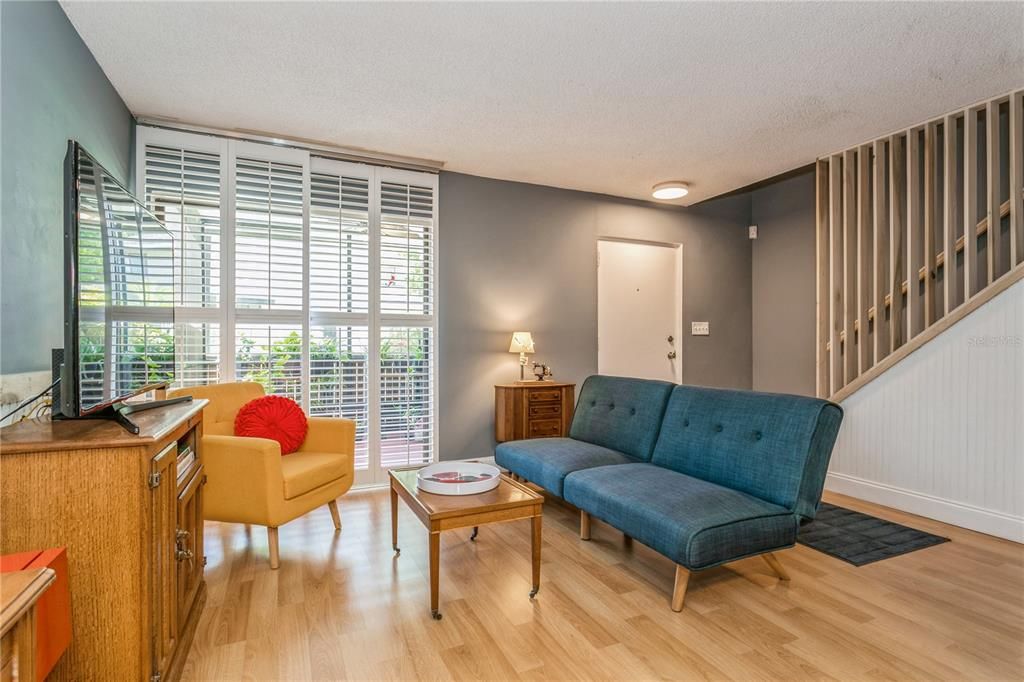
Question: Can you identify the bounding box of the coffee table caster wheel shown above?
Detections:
[431,610,443,620]
[470,526,479,542]
[529,587,539,599]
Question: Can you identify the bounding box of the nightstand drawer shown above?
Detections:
[529,403,561,418]
[527,388,562,403]
[495,382,575,443]
[528,419,562,438]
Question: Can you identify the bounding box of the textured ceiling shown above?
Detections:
[62,1,1023,205]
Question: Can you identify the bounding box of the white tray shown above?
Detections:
[416,461,501,496]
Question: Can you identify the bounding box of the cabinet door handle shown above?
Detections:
[176,547,195,572]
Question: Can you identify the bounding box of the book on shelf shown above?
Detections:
[176,446,195,479]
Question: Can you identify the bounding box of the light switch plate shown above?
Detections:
[691,321,710,336]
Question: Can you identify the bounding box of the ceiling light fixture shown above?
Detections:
[652,181,689,200]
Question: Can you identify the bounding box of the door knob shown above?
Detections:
[667,351,677,360]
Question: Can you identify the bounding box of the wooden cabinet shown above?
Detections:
[495,383,575,442]
[175,462,204,629]
[0,401,208,681]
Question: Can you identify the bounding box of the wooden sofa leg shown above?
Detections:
[762,552,790,581]
[268,527,280,570]
[580,511,591,540]
[328,500,342,531]
[671,565,691,612]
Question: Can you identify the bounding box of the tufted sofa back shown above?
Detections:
[569,375,674,462]
[651,385,843,520]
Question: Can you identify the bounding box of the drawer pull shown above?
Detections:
[528,419,562,437]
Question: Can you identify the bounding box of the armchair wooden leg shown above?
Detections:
[268,526,280,570]
[580,511,591,540]
[328,500,342,531]
[671,565,691,612]
[762,552,790,581]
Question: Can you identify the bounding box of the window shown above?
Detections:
[136,127,438,484]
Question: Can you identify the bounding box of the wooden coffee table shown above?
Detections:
[389,466,544,620]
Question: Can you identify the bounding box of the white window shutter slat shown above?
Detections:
[310,173,370,313]
[380,180,435,316]
[144,144,222,308]
[234,324,303,402]
[309,325,370,471]
[235,157,304,310]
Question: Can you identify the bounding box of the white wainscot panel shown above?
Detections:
[827,279,1024,542]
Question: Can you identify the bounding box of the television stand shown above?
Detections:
[84,396,194,435]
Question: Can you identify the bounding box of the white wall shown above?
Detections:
[827,278,1024,542]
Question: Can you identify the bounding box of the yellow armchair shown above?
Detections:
[168,382,355,568]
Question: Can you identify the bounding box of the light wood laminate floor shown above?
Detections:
[182,488,1024,681]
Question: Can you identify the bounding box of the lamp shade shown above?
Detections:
[508,332,535,354]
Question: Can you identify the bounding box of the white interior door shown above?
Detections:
[597,239,682,382]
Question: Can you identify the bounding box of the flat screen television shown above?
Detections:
[59,141,190,431]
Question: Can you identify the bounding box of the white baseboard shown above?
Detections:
[826,472,1024,543]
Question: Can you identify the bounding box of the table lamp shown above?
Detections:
[508,332,535,381]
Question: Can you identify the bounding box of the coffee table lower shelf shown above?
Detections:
[388,467,544,620]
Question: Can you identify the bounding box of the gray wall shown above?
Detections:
[0,1,134,374]
[750,170,817,396]
[438,172,753,461]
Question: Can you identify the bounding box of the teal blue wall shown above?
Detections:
[1,1,134,374]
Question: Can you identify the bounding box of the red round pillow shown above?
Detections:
[234,395,308,455]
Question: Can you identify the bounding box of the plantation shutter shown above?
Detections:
[308,163,373,469]
[142,143,223,386]
[310,172,370,313]
[380,180,435,315]
[378,174,437,469]
[234,323,303,401]
[144,145,222,308]
[138,126,438,483]
[309,325,370,470]
[379,326,434,468]
[234,157,304,310]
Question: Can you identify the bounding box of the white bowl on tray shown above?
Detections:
[416,461,501,496]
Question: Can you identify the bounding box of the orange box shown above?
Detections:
[1,548,72,681]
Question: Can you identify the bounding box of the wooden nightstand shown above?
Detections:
[495,382,576,442]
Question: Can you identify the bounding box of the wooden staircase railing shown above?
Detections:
[816,89,1024,402]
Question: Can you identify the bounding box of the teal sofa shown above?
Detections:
[495,375,843,610]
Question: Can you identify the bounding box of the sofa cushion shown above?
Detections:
[569,375,675,462]
[651,385,843,520]
[564,463,798,569]
[281,451,349,500]
[495,438,636,497]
